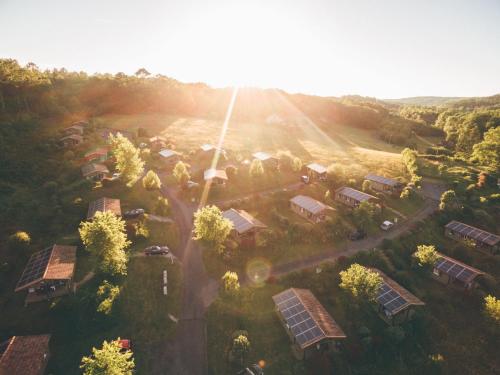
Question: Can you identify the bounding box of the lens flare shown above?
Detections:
[245,258,272,286]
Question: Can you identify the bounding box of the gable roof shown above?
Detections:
[435,252,485,284]
[87,197,121,220]
[252,152,275,161]
[159,149,178,159]
[64,124,84,132]
[149,135,167,143]
[204,168,228,180]
[290,195,331,215]
[272,288,346,349]
[84,147,108,158]
[200,144,215,152]
[306,163,327,174]
[222,209,266,234]
[365,173,401,187]
[60,134,83,143]
[335,187,378,203]
[445,220,500,246]
[0,335,51,375]
[15,245,77,292]
[81,163,109,177]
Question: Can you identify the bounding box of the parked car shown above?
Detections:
[123,208,145,219]
[380,220,394,231]
[301,175,310,184]
[144,245,169,256]
[349,229,366,241]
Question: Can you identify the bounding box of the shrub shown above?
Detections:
[154,197,170,216]
[9,231,31,250]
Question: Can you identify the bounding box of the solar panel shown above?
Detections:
[376,281,409,314]
[446,221,500,246]
[456,268,474,282]
[435,255,482,283]
[16,247,52,289]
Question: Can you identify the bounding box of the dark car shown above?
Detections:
[144,245,169,256]
[123,208,145,219]
[349,229,366,241]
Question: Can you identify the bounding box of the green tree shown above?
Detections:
[400,186,414,200]
[80,339,134,375]
[96,280,121,315]
[193,205,233,254]
[484,295,500,324]
[109,133,145,187]
[292,156,302,172]
[353,201,379,230]
[472,127,500,170]
[231,332,250,365]
[339,263,382,301]
[142,170,162,191]
[439,190,460,212]
[414,244,439,267]
[79,211,131,275]
[222,271,240,295]
[173,161,190,187]
[249,159,264,178]
[154,196,170,216]
[327,164,347,188]
[362,180,371,192]
[9,231,31,250]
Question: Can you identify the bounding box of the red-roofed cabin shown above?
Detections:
[0,335,51,375]
[117,339,132,352]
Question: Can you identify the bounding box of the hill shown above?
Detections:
[384,96,466,106]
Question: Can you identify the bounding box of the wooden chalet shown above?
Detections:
[252,152,279,170]
[272,288,346,360]
[99,128,134,142]
[204,168,228,186]
[306,163,327,181]
[335,187,379,208]
[60,134,83,148]
[364,173,404,195]
[222,208,267,247]
[149,136,167,151]
[290,195,332,223]
[159,149,181,168]
[83,147,109,163]
[81,163,110,181]
[87,197,121,220]
[445,220,499,254]
[63,124,84,136]
[0,335,51,375]
[432,253,485,291]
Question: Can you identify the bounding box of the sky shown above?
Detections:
[1,0,499,98]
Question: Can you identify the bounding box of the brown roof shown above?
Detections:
[222,209,267,234]
[0,335,50,375]
[84,147,108,158]
[435,252,485,284]
[149,135,167,143]
[81,163,110,177]
[60,134,83,142]
[87,197,121,220]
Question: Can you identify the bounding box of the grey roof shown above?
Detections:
[159,149,178,159]
[290,195,330,214]
[204,168,228,180]
[252,152,275,161]
[60,134,83,142]
[222,209,266,234]
[307,163,327,174]
[200,144,215,152]
[335,187,377,203]
[81,163,109,177]
[445,220,500,246]
[365,173,401,187]
[435,252,485,283]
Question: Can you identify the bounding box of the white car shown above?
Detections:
[380,220,394,231]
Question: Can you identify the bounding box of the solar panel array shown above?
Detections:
[16,247,52,290]
[336,187,377,203]
[435,257,477,283]
[365,173,400,187]
[446,221,500,246]
[376,282,409,315]
[273,290,325,347]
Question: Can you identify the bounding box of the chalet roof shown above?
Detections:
[84,147,108,158]
[290,195,331,215]
[435,252,485,284]
[149,135,167,143]
[252,152,276,161]
[335,187,378,203]
[222,209,266,234]
[272,288,346,349]
[87,197,121,220]
[306,163,327,174]
[159,149,178,159]
[204,168,228,180]
[200,144,215,152]
[99,128,133,141]
[72,120,89,126]
[0,335,51,375]
[60,134,83,142]
[365,173,401,187]
[445,220,500,246]
[64,124,84,132]
[370,268,425,315]
[81,163,109,177]
[15,245,76,292]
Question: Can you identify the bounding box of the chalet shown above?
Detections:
[99,128,134,142]
[81,163,110,181]
[159,149,181,168]
[365,173,404,195]
[87,197,121,220]
[272,288,346,360]
[149,136,167,151]
[60,134,83,148]
[63,124,84,136]
[200,144,226,159]
[432,253,485,291]
[371,268,425,325]
[0,335,51,375]
[72,120,89,127]
[306,163,327,181]
[222,208,267,247]
[252,152,279,170]
[15,245,77,303]
[445,220,500,254]
[204,168,228,186]
[335,187,379,208]
[83,147,109,163]
[290,195,332,223]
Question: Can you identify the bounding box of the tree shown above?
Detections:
[484,295,500,324]
[142,170,162,191]
[249,159,264,178]
[439,190,460,212]
[134,68,151,78]
[327,164,347,188]
[173,161,190,187]
[472,127,500,170]
[230,332,250,365]
[109,133,145,187]
[339,263,382,301]
[193,205,233,254]
[353,201,379,230]
[362,180,371,192]
[9,231,30,250]
[292,156,302,172]
[96,280,121,315]
[413,244,439,267]
[154,196,170,216]
[79,211,131,275]
[222,271,240,295]
[80,339,134,375]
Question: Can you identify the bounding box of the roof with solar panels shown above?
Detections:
[445,220,500,246]
[370,268,425,316]
[87,197,121,220]
[434,253,485,284]
[272,288,346,349]
[15,245,76,292]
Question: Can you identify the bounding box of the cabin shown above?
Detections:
[272,288,346,360]
[364,173,404,195]
[204,168,228,186]
[83,147,109,163]
[60,134,83,148]
[99,128,134,142]
[222,208,267,247]
[0,335,51,375]
[371,268,425,325]
[252,152,279,170]
[290,195,332,223]
[159,149,181,168]
[87,197,121,220]
[444,220,500,254]
[81,163,110,181]
[306,163,327,181]
[335,187,379,208]
[63,124,84,136]
[149,136,167,151]
[432,253,485,291]
[15,245,77,303]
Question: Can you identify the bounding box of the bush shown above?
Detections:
[154,196,170,216]
[9,231,31,250]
